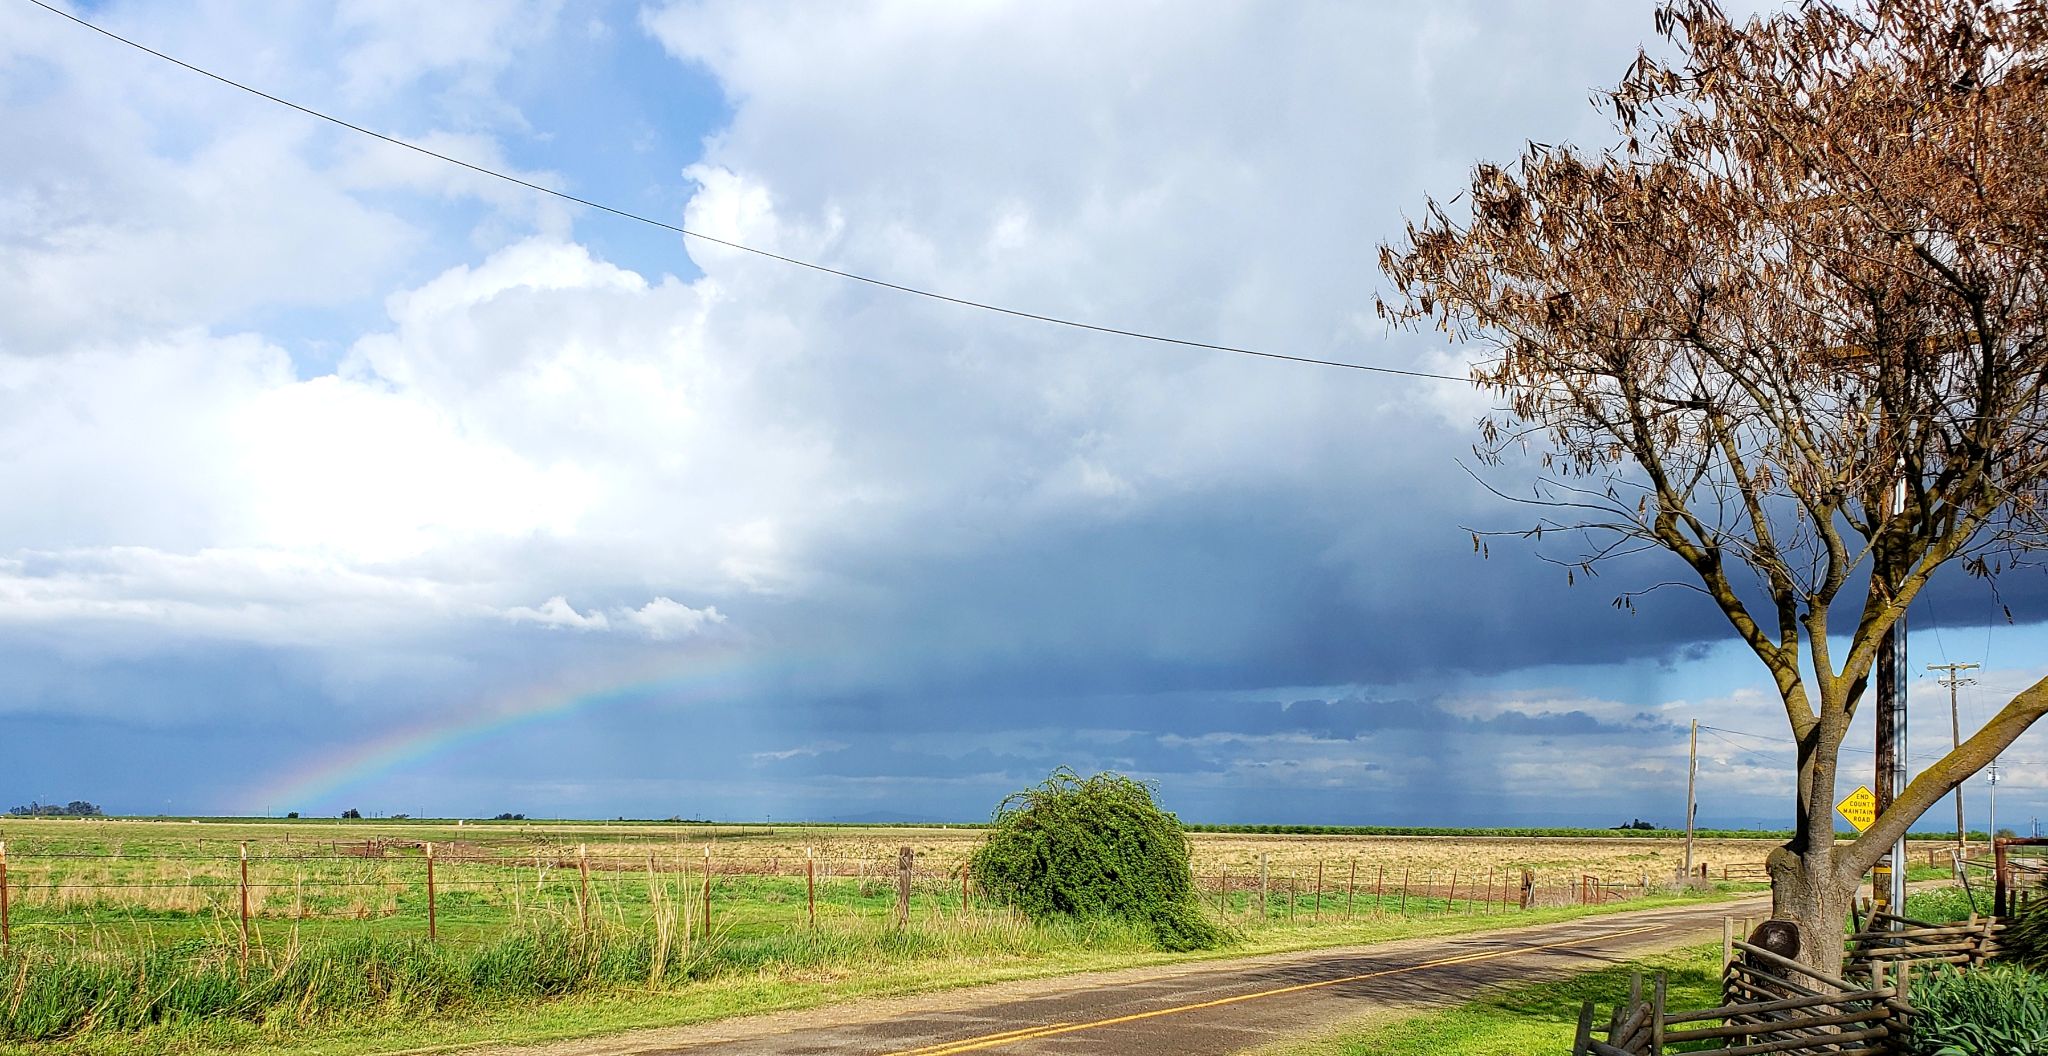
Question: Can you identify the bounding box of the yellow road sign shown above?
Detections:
[1837,786,1877,832]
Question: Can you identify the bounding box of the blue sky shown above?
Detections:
[2,0,2045,832]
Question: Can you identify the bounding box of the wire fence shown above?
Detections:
[0,835,1755,964]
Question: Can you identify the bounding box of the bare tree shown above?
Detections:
[1380,0,2048,969]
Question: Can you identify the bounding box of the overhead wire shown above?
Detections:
[1699,727,1785,769]
[1696,722,1951,764]
[19,0,1468,384]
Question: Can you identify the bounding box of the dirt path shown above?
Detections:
[466,894,1772,1056]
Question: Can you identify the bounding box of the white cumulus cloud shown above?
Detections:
[503,595,724,639]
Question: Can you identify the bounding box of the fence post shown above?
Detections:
[701,845,713,938]
[1521,868,1535,910]
[1722,917,1734,970]
[1258,854,1269,921]
[1994,837,2010,917]
[1486,866,1495,913]
[578,844,591,931]
[1400,867,1409,915]
[1,840,10,955]
[1446,869,1456,913]
[426,842,437,941]
[1348,859,1357,917]
[1219,866,1228,914]
[896,846,913,928]
[1375,864,1384,915]
[1288,874,1298,923]
[1314,860,1324,922]
[806,847,817,928]
[1650,973,1666,1052]
[238,842,250,975]
[961,862,970,914]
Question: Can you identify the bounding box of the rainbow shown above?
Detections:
[241,641,769,814]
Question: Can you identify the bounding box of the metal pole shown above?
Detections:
[1685,718,1698,880]
[1891,608,1909,919]
[1989,759,2000,846]
[1,840,10,955]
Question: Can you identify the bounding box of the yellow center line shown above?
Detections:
[886,923,1668,1056]
[886,1023,1077,1055]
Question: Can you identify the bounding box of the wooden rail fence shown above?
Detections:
[1846,910,2003,973]
[1574,933,1915,1055]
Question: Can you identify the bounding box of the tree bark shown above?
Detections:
[1768,844,1853,978]
[1763,692,1857,974]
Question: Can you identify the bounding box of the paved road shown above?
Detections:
[507,894,1774,1056]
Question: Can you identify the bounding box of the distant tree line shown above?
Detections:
[8,800,102,817]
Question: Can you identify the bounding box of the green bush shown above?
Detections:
[1906,964,2048,1055]
[969,769,1225,951]
[1903,886,1983,925]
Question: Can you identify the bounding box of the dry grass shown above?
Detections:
[0,817,1951,929]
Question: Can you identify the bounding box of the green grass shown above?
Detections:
[0,887,1750,1056]
[1255,885,2006,1056]
[1252,944,1725,1056]
[0,816,1789,1054]
[1901,884,1992,923]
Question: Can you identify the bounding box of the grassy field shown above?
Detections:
[0,817,1957,949]
[1252,943,1726,1056]
[0,817,1953,1054]
[0,889,1753,1056]
[1251,884,1986,1056]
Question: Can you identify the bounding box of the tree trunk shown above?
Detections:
[1767,845,1852,976]
[1762,719,1852,975]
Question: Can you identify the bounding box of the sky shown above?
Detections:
[1,0,2044,831]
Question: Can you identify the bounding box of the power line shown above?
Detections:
[1699,727,1785,769]
[1697,723,1951,763]
[21,0,1468,385]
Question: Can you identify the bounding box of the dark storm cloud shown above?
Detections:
[770,485,1743,707]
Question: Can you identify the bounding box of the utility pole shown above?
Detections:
[1988,758,2000,844]
[1874,473,1908,917]
[1684,719,1698,880]
[1928,662,1979,855]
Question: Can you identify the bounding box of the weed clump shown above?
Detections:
[968,769,1224,951]
[2006,886,2048,971]
[1905,963,2048,1055]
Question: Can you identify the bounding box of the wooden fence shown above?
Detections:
[1847,910,2004,973]
[1574,936,1913,1055]
[1992,836,2048,916]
